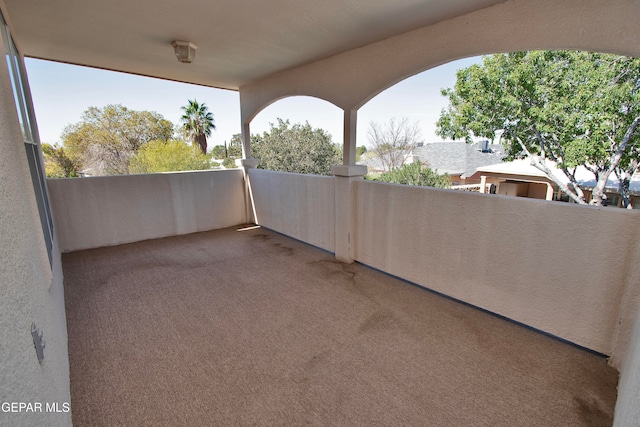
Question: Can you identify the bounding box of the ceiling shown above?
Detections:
[3,0,503,90]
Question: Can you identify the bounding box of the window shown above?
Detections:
[1,13,53,266]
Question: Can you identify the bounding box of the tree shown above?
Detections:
[62,104,174,175]
[180,99,215,154]
[41,143,80,178]
[222,157,237,169]
[437,51,640,207]
[251,119,342,175]
[212,134,243,159]
[129,139,212,174]
[368,162,450,188]
[228,133,243,158]
[367,117,421,172]
[356,145,367,162]
[211,144,226,159]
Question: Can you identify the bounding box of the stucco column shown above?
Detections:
[238,120,259,224]
[343,109,357,165]
[241,121,252,159]
[332,164,367,263]
[240,158,259,225]
[332,108,365,263]
[480,175,487,193]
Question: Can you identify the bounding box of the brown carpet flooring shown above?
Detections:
[63,226,618,426]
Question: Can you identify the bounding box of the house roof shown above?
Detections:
[357,141,505,175]
[3,0,503,90]
[475,159,564,180]
[476,159,640,195]
[413,141,505,177]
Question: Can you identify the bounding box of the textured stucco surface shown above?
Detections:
[47,170,247,252]
[352,180,640,363]
[0,30,71,427]
[240,0,640,123]
[3,0,640,423]
[614,302,640,426]
[248,169,335,252]
[611,238,640,427]
[229,0,640,420]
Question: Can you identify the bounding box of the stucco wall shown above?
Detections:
[248,169,335,252]
[47,169,246,252]
[611,237,640,426]
[0,37,71,427]
[240,0,640,123]
[352,180,640,360]
[614,300,640,426]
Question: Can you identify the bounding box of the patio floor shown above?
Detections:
[62,225,618,426]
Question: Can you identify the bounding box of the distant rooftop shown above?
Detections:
[412,141,505,177]
[475,158,640,195]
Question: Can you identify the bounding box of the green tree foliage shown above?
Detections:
[212,134,243,160]
[222,157,237,169]
[41,143,80,178]
[129,139,212,174]
[62,104,174,175]
[368,162,450,188]
[211,145,226,159]
[180,99,215,154]
[228,133,243,158]
[437,51,640,207]
[356,145,367,162]
[251,119,342,175]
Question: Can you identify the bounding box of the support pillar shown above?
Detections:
[342,109,357,165]
[333,108,365,263]
[240,158,259,225]
[332,165,367,263]
[241,122,251,159]
[480,175,487,193]
[239,121,259,224]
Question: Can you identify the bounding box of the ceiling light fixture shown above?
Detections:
[172,40,197,64]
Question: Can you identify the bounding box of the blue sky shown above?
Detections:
[25,56,481,149]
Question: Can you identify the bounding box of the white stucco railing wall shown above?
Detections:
[352,180,640,360]
[47,169,247,252]
[613,302,640,426]
[248,169,335,253]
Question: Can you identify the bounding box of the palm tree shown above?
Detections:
[180,100,215,154]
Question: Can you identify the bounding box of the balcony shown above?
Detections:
[2,0,640,425]
[47,168,639,425]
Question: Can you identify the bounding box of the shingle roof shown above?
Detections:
[412,141,505,177]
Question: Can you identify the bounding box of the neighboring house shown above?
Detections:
[360,140,505,183]
[411,140,505,185]
[471,159,640,208]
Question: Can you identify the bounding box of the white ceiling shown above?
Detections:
[4,0,502,90]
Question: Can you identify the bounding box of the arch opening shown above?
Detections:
[247,95,346,175]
